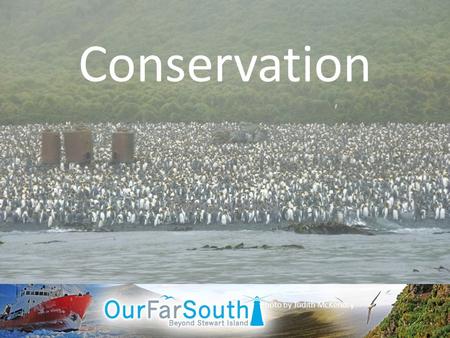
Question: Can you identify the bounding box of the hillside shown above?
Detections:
[0,0,449,123]
[366,284,450,338]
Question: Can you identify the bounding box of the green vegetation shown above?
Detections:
[367,285,450,338]
[0,0,449,123]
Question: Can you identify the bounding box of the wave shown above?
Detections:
[389,227,449,235]
[46,228,88,233]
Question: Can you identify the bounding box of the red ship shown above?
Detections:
[0,285,92,332]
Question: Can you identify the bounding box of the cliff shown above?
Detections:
[366,284,449,338]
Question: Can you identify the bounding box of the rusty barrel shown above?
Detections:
[63,129,93,163]
[41,130,61,165]
[112,130,135,163]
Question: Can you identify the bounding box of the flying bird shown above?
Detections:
[160,295,176,300]
[367,291,381,324]
[433,266,450,272]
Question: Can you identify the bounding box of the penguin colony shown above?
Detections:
[0,122,448,228]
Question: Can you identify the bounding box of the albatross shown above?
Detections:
[366,291,381,325]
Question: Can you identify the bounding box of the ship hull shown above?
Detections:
[0,294,92,332]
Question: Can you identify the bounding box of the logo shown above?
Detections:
[248,296,264,326]
[103,294,265,328]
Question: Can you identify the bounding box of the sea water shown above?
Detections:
[0,225,449,283]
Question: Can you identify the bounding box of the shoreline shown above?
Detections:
[0,219,449,234]
[0,222,291,233]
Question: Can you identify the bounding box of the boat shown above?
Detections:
[0,285,92,332]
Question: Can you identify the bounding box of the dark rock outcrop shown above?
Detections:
[234,242,244,249]
[190,243,304,251]
[280,244,305,249]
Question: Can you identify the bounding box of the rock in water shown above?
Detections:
[280,244,304,249]
[189,243,300,251]
[234,242,245,249]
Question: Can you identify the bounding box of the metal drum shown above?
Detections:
[112,129,135,163]
[63,129,93,163]
[40,130,61,165]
